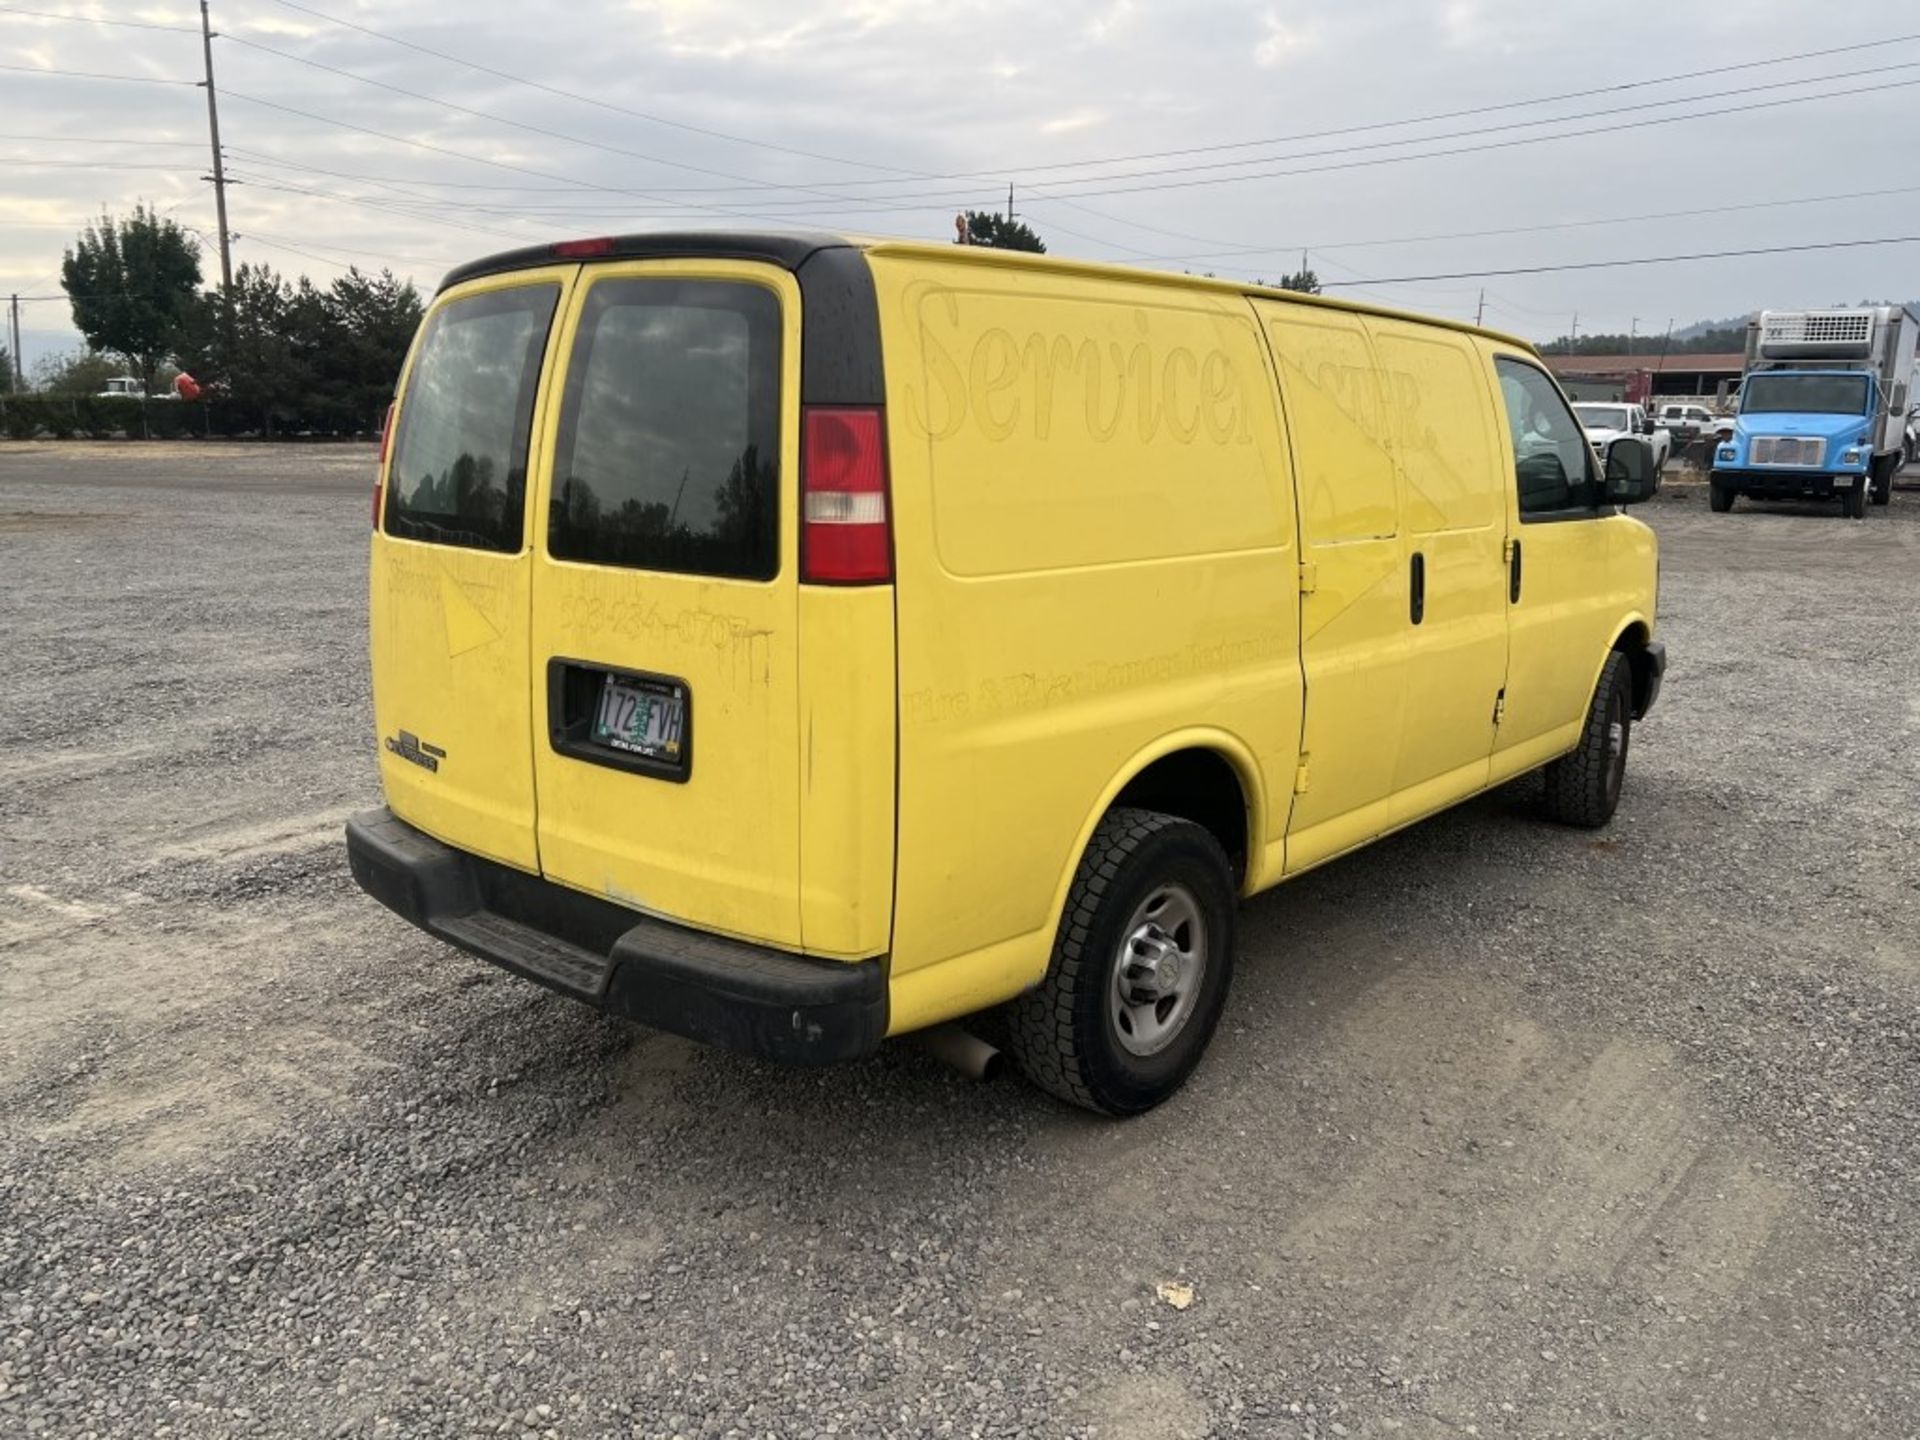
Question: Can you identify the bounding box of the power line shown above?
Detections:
[213,88,937,227]
[911,30,1920,184]
[215,88,1005,228]
[0,3,198,32]
[254,0,923,178]
[217,32,900,204]
[245,4,1920,193]
[0,132,203,148]
[0,61,196,85]
[1131,181,1920,267]
[1319,234,1920,286]
[998,75,1920,204]
[215,48,1920,206]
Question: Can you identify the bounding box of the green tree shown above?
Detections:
[60,205,203,396]
[30,347,125,396]
[1,343,14,393]
[1275,267,1322,295]
[956,211,1047,253]
[320,268,424,431]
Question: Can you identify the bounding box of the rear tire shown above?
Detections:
[1843,482,1867,519]
[1709,478,1735,513]
[1542,652,1632,830]
[1006,808,1236,1116]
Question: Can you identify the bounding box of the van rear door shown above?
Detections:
[526,261,806,949]
[371,268,572,871]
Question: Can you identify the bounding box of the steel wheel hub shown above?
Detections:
[1110,883,1207,1058]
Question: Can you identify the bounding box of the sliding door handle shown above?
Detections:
[1410,551,1426,625]
[1509,538,1523,604]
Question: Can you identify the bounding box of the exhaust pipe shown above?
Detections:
[916,1024,1003,1082]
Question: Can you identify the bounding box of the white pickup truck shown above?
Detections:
[1573,402,1672,470]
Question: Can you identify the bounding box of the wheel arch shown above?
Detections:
[1046,731,1267,947]
[1607,615,1658,718]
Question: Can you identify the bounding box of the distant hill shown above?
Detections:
[1673,314,1750,342]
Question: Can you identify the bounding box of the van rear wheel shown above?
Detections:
[1006,808,1236,1116]
[1541,652,1632,829]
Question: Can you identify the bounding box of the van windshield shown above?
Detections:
[1741,374,1870,415]
[385,285,560,553]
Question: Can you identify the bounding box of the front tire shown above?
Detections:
[1006,808,1236,1116]
[1870,457,1892,506]
[1542,652,1633,829]
[1843,482,1867,519]
[1709,477,1736,513]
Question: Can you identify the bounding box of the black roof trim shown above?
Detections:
[436,230,851,292]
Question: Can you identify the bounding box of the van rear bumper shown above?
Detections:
[344,807,887,1066]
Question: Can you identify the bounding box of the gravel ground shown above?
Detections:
[2,442,1917,1440]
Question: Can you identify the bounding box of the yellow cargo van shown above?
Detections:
[346,232,1665,1114]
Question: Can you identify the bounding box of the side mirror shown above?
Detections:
[1604,436,1659,504]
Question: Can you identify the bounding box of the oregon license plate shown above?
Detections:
[592,674,686,762]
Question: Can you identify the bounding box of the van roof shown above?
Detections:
[437,230,1535,353]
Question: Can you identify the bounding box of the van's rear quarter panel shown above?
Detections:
[870,253,1301,1028]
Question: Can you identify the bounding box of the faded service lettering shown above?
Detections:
[906,288,1251,447]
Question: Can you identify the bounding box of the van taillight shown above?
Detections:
[801,407,891,584]
[374,401,394,529]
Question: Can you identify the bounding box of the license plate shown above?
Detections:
[592,675,686,762]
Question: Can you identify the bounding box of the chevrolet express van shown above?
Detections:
[346,232,1665,1114]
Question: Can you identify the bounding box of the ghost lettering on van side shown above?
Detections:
[903,288,1251,447]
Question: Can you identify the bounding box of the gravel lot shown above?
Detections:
[2,442,1917,1440]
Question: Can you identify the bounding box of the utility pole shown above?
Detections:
[8,294,20,393]
[198,1,234,310]
[1569,311,1579,351]
[1630,317,1639,347]
[1475,288,1485,327]
[1005,182,1016,226]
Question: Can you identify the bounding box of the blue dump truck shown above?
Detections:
[1711,306,1919,519]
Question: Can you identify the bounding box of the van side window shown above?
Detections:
[385,285,560,553]
[550,278,781,581]
[1494,357,1600,519]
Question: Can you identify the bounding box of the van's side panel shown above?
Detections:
[1255,302,1409,872]
[371,265,577,873]
[871,252,1300,1026]
[1364,316,1511,822]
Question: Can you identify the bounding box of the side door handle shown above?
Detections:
[1410,551,1426,626]
[1508,538,1523,604]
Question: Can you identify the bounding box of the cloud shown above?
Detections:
[1253,11,1316,68]
[1040,108,1108,136]
[0,0,1905,351]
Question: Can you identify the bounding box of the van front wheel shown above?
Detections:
[1541,651,1632,829]
[1007,808,1236,1116]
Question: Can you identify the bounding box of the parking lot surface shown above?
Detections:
[2,442,1917,1439]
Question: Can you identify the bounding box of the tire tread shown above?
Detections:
[1006,808,1205,1112]
[1542,651,1630,829]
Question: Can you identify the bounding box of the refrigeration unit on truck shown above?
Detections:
[1711,306,1917,518]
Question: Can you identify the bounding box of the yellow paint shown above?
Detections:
[528,261,812,949]
[370,264,577,873]
[367,239,1655,1042]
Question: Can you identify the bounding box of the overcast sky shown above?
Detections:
[3,0,1917,369]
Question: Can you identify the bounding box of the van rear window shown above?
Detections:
[384,285,559,553]
[549,278,781,581]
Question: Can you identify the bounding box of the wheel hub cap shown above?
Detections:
[1110,884,1208,1058]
